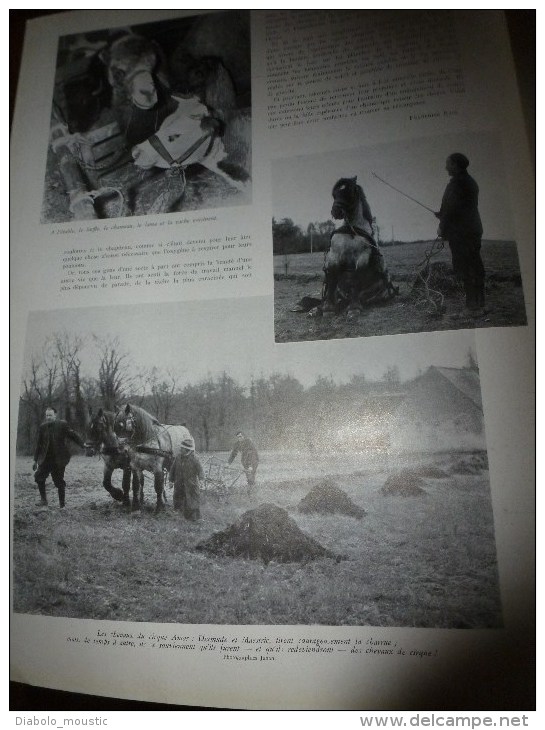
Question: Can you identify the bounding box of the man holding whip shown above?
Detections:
[373,152,486,315]
[434,153,485,314]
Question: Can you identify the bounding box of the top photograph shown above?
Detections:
[40,10,252,223]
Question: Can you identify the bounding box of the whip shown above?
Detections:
[372,172,436,215]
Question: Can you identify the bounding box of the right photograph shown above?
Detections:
[272,131,528,343]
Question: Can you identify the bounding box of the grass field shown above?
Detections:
[12,450,502,628]
[274,240,527,342]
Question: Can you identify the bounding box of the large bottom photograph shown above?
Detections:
[13,297,501,628]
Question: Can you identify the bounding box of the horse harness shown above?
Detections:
[147,129,215,169]
[323,224,381,275]
[122,414,174,461]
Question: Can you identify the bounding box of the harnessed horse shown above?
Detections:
[87,409,132,506]
[323,176,397,316]
[114,404,194,513]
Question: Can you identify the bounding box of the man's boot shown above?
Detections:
[35,482,47,507]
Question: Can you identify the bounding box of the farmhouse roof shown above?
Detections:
[431,366,482,410]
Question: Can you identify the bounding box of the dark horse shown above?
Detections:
[87,409,133,506]
[323,176,397,316]
[114,404,194,513]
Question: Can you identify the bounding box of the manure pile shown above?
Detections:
[195,503,335,564]
[381,470,427,497]
[298,479,365,519]
[408,465,448,479]
[449,453,489,475]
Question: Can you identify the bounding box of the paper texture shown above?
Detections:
[10,10,534,710]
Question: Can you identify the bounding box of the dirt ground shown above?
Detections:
[274,241,528,342]
[12,449,502,627]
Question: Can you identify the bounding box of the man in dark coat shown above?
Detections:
[228,431,259,489]
[436,153,485,313]
[168,438,203,521]
[33,406,85,508]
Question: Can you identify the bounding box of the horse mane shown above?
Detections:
[89,409,118,447]
[333,177,373,228]
[357,185,373,228]
[120,404,161,444]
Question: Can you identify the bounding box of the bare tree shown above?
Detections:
[19,349,60,452]
[93,335,135,411]
[146,366,181,423]
[52,330,86,426]
[382,365,401,388]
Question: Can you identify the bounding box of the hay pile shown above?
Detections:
[408,465,449,479]
[298,479,365,519]
[449,453,489,475]
[196,503,335,564]
[381,470,427,497]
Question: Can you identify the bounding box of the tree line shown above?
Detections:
[272,217,434,256]
[17,330,408,455]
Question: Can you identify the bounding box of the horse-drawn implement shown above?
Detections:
[200,456,245,500]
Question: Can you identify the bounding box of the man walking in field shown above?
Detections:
[33,406,86,508]
[228,430,259,490]
[168,438,203,521]
[435,153,486,315]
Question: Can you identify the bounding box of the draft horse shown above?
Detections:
[114,404,194,513]
[87,409,132,506]
[323,176,397,316]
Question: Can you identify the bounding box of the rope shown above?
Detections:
[410,237,453,314]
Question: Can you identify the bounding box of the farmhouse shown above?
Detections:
[389,366,485,453]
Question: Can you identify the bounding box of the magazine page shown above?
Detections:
[10,10,534,710]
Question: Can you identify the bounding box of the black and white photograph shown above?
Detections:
[13,297,501,628]
[41,10,251,223]
[272,131,528,342]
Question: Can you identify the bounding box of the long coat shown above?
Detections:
[438,170,483,241]
[34,420,85,468]
[228,437,258,471]
[168,451,203,517]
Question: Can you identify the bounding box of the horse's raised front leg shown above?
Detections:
[103,464,125,502]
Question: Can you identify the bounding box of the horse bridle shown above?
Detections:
[88,413,124,457]
[331,181,380,248]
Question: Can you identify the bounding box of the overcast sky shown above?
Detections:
[272,129,515,242]
[23,297,476,390]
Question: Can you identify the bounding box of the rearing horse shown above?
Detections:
[114,404,194,513]
[323,176,396,316]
